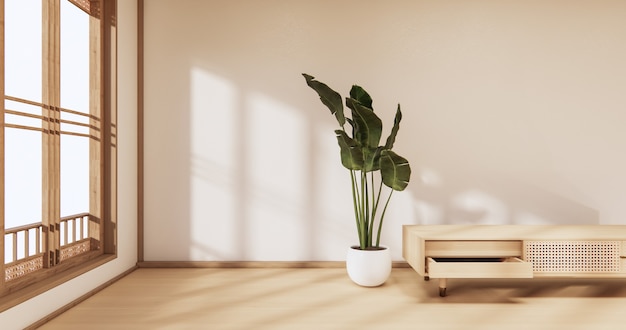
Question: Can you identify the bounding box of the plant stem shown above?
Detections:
[367,172,377,247]
[360,170,368,249]
[375,190,394,247]
[350,170,363,248]
[371,178,384,247]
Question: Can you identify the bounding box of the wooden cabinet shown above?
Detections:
[402,225,626,296]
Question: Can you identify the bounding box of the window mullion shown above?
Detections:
[89,10,102,252]
[102,0,116,255]
[0,0,6,293]
[42,0,62,268]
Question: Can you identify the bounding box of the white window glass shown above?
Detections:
[60,0,90,112]
[60,0,91,217]
[4,128,43,229]
[5,0,42,102]
[60,135,90,217]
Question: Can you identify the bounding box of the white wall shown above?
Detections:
[144,0,626,262]
[0,0,138,328]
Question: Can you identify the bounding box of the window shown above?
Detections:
[1,0,116,310]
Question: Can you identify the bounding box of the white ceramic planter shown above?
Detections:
[346,245,392,287]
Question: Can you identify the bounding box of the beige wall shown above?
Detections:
[0,0,138,328]
[143,0,626,262]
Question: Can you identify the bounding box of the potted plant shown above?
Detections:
[303,74,411,286]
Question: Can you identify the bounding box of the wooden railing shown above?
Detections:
[4,212,98,281]
[4,222,43,264]
[58,213,97,262]
[60,212,91,247]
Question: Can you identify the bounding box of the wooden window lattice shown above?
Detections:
[525,241,621,273]
[5,257,44,282]
[60,239,93,261]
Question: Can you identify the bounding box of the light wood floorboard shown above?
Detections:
[38,268,626,329]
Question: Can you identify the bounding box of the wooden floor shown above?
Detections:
[39,268,626,329]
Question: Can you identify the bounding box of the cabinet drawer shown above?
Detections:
[427,257,533,279]
[425,240,523,257]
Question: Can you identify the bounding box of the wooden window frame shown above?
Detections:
[0,0,117,312]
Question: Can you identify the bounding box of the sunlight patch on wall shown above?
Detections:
[245,92,306,195]
[420,168,442,187]
[450,189,508,224]
[189,68,238,259]
[242,92,309,260]
[313,123,355,257]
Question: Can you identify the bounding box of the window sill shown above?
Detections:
[0,253,116,313]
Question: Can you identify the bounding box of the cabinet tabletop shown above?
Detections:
[403,225,626,240]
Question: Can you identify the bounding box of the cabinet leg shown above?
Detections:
[438,278,447,297]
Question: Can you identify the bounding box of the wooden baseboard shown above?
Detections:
[26,265,138,330]
[137,261,410,268]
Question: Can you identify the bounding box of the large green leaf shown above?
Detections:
[346,98,382,149]
[302,74,345,126]
[335,130,363,170]
[380,150,411,191]
[349,85,373,109]
[384,105,402,150]
[363,146,382,172]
